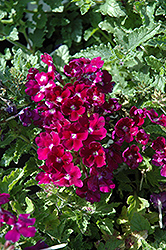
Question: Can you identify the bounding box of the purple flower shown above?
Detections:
[19,107,40,127]
[122,144,143,169]
[24,239,48,250]
[150,192,166,211]
[0,193,10,205]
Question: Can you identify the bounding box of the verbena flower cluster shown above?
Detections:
[0,193,36,243]
[20,53,166,203]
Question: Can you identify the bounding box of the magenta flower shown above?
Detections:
[26,68,39,80]
[46,145,73,172]
[80,141,106,168]
[85,86,105,107]
[45,85,70,104]
[129,106,146,126]
[41,52,53,65]
[0,193,10,205]
[135,129,150,145]
[146,109,166,126]
[122,144,143,169]
[114,117,138,143]
[61,122,88,151]
[61,95,85,121]
[5,214,36,243]
[102,98,122,114]
[54,163,83,188]
[81,113,107,145]
[35,131,60,160]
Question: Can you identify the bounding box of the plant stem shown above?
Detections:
[18,134,38,151]
[157,198,163,229]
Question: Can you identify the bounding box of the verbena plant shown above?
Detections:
[1,0,166,249]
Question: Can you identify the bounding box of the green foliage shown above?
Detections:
[1,0,166,249]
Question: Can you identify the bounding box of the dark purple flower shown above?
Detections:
[105,143,123,171]
[76,178,101,203]
[19,107,40,126]
[0,193,10,205]
[150,192,166,211]
[129,106,146,126]
[114,117,138,143]
[122,144,143,169]
[24,239,48,250]
[135,129,150,145]
[102,98,122,114]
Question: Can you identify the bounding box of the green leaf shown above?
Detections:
[7,27,19,41]
[0,168,24,193]
[25,197,35,213]
[0,146,15,167]
[51,45,69,72]
[96,217,114,235]
[141,238,156,250]
[99,0,126,17]
[127,195,149,217]
[97,238,123,250]
[145,55,163,72]
[130,212,153,234]
[145,124,166,137]
[114,23,161,52]
[73,43,116,61]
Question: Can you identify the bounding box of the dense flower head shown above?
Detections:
[23,53,166,203]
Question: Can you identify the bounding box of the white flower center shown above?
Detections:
[71,133,77,139]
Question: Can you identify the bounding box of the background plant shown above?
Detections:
[1,0,166,249]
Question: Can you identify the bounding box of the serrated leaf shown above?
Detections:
[51,45,69,72]
[99,20,114,33]
[145,55,163,72]
[130,212,153,234]
[0,168,24,193]
[0,132,18,148]
[148,34,166,50]
[114,24,161,52]
[99,0,126,17]
[73,43,115,61]
[145,124,166,137]
[0,146,15,167]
